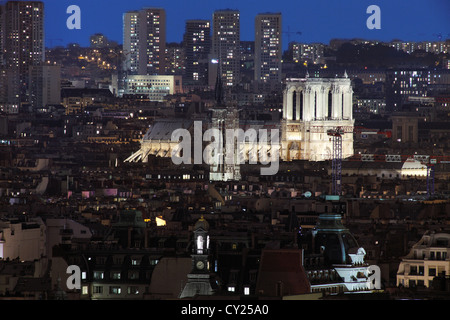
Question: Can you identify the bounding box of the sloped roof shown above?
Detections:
[256,249,310,297]
[143,119,194,141]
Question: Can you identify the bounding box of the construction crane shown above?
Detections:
[283,26,302,45]
[344,153,449,198]
[327,127,345,196]
[322,125,442,198]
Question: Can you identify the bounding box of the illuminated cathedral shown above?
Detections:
[125,74,355,179]
[281,73,354,161]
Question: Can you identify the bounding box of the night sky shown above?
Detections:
[43,0,450,48]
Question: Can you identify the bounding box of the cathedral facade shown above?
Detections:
[125,76,355,180]
[281,75,354,161]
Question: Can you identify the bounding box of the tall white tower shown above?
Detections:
[209,72,241,181]
[281,75,354,161]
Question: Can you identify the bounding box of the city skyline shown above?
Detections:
[42,0,450,49]
[1,0,450,304]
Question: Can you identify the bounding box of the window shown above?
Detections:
[419,266,424,275]
[109,286,121,294]
[410,266,417,275]
[150,259,159,266]
[131,259,140,266]
[82,286,88,295]
[429,268,436,277]
[93,286,103,294]
[128,286,139,295]
[93,271,104,280]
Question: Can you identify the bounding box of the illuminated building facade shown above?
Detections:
[183,20,211,86]
[90,33,109,48]
[304,214,380,294]
[208,103,241,181]
[122,11,140,74]
[1,1,45,104]
[212,10,240,87]
[179,217,217,299]
[397,231,450,288]
[126,76,355,168]
[165,42,184,75]
[124,119,193,162]
[123,8,166,75]
[254,13,282,87]
[290,42,325,65]
[124,74,183,101]
[281,76,355,161]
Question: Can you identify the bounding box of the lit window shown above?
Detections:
[109,286,121,294]
[82,286,88,295]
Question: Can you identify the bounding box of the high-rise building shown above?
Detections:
[165,42,185,75]
[183,20,211,86]
[0,5,4,66]
[29,64,61,110]
[212,10,240,87]
[123,11,140,74]
[1,1,45,104]
[123,8,166,75]
[254,13,282,87]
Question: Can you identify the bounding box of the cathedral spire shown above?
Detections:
[214,68,224,105]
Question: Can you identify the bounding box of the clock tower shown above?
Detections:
[179,216,217,299]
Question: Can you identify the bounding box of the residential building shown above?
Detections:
[165,42,185,75]
[28,64,61,111]
[1,1,45,103]
[211,9,240,87]
[183,20,211,86]
[254,13,282,88]
[0,218,46,261]
[122,11,140,74]
[397,231,450,288]
[123,8,166,75]
[290,42,325,65]
[90,33,109,48]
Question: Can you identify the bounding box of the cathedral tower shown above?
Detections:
[281,75,354,161]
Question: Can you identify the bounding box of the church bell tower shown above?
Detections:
[179,216,216,299]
